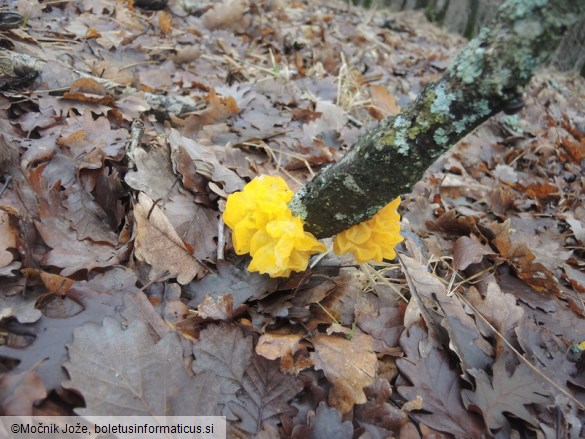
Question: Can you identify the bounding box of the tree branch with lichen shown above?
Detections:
[288,0,585,238]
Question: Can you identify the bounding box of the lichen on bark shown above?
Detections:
[290,0,585,238]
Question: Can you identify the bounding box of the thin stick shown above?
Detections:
[217,216,225,261]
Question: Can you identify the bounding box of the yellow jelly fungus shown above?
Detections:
[223,176,325,278]
[333,196,403,263]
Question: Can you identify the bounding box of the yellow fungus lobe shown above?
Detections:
[223,176,325,278]
[333,197,403,263]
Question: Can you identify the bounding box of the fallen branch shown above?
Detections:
[289,0,585,238]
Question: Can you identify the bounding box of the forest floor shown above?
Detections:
[0,0,584,437]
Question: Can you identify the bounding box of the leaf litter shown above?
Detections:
[0,0,584,437]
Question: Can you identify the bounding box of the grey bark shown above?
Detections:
[289,0,585,238]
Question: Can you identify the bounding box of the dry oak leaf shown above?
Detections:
[0,209,19,272]
[466,282,523,346]
[256,333,303,361]
[197,294,234,321]
[291,401,353,439]
[202,0,248,30]
[185,259,276,309]
[452,235,495,271]
[461,355,550,431]
[0,370,47,415]
[229,354,303,434]
[184,88,239,133]
[355,299,403,354]
[158,10,172,35]
[134,192,205,284]
[192,323,253,419]
[57,112,126,159]
[0,293,42,324]
[311,331,377,414]
[124,140,178,200]
[399,254,493,372]
[64,317,220,416]
[516,319,585,390]
[62,88,115,107]
[489,220,560,295]
[22,268,74,296]
[397,323,485,438]
[368,85,400,120]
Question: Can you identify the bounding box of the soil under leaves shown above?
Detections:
[0,0,584,437]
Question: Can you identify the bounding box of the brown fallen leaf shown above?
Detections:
[0,209,18,273]
[399,254,494,372]
[202,0,248,30]
[256,333,303,361]
[461,354,550,431]
[64,317,220,416]
[64,185,118,245]
[355,378,408,431]
[560,135,585,164]
[153,283,189,326]
[57,112,126,159]
[311,331,377,413]
[0,292,42,324]
[196,294,234,321]
[516,318,585,391]
[169,129,244,196]
[452,235,495,271]
[22,268,75,296]
[124,139,178,201]
[291,402,353,439]
[355,297,404,354]
[158,10,172,35]
[192,323,253,419]
[134,192,205,284]
[563,264,585,293]
[397,323,485,438]
[183,88,239,133]
[35,215,125,276]
[186,259,276,309]
[564,210,585,243]
[368,85,401,120]
[489,220,561,294]
[228,353,303,434]
[0,369,47,415]
[466,282,524,352]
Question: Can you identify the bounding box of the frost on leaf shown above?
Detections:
[461,355,550,431]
